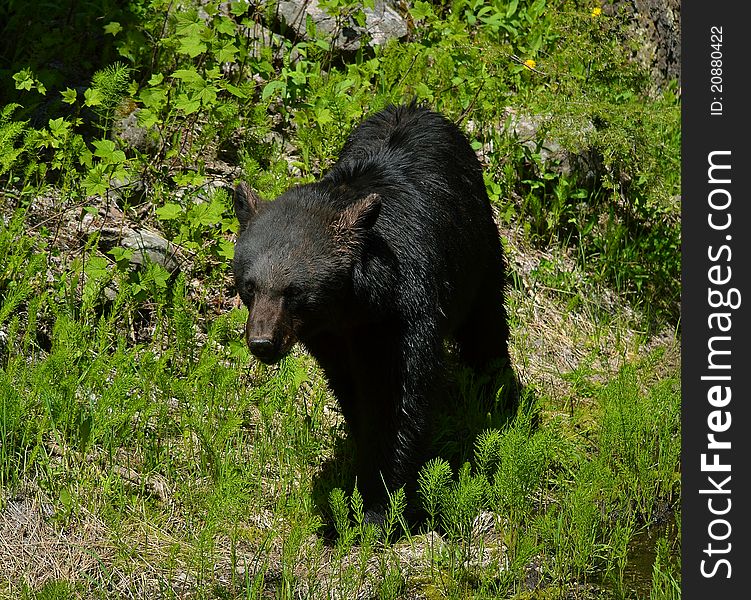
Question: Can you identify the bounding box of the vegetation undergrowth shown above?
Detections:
[1,0,680,598]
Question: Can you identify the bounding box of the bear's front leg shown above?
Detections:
[346,322,444,524]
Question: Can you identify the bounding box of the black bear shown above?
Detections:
[232,103,513,522]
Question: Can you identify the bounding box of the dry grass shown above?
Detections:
[502,223,679,410]
[0,486,111,593]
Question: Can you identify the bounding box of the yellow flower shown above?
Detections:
[523,59,536,70]
[591,7,602,16]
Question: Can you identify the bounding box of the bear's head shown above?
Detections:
[232,182,381,364]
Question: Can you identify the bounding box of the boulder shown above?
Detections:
[498,108,601,186]
[605,0,681,91]
[274,0,408,52]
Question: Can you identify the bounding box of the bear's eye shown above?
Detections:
[243,280,256,299]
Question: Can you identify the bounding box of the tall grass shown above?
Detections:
[1,1,680,597]
[0,217,680,597]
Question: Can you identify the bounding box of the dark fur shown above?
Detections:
[233,104,513,521]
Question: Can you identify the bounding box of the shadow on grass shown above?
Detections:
[308,360,536,541]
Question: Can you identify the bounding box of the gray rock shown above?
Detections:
[237,20,288,62]
[605,0,681,91]
[498,108,601,185]
[275,0,407,52]
[119,228,182,274]
[107,176,147,206]
[111,108,156,154]
[364,1,409,46]
[98,224,181,275]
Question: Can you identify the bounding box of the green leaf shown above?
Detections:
[216,239,235,259]
[178,35,207,58]
[92,139,117,159]
[480,11,504,29]
[109,246,135,263]
[156,203,183,221]
[137,108,159,129]
[84,88,104,107]
[315,107,332,126]
[60,88,78,104]
[59,488,72,511]
[215,15,236,36]
[175,93,201,115]
[335,79,355,94]
[78,146,93,168]
[216,41,239,63]
[261,80,285,101]
[91,139,125,164]
[48,118,70,137]
[204,66,221,81]
[83,165,108,197]
[13,69,47,94]
[85,255,109,277]
[188,198,225,227]
[223,83,247,98]
[104,21,122,36]
[409,1,434,21]
[12,69,34,91]
[171,68,203,84]
[228,339,249,360]
[139,87,167,110]
[172,171,205,187]
[414,82,432,101]
[150,264,171,289]
[198,85,218,105]
[79,414,93,452]
[529,0,546,18]
[289,64,308,85]
[314,37,331,51]
[230,2,249,17]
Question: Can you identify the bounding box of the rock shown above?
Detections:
[107,176,147,206]
[96,221,181,275]
[118,228,182,274]
[76,199,182,274]
[498,108,601,185]
[274,0,408,52]
[364,1,409,46]
[276,0,361,51]
[237,20,288,62]
[111,107,156,154]
[605,0,681,91]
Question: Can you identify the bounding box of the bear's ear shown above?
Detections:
[333,193,381,255]
[233,181,261,232]
[337,193,381,233]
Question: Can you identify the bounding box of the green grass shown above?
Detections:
[0,250,681,596]
[1,0,680,597]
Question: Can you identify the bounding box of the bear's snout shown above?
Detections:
[247,337,278,363]
[243,294,295,364]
